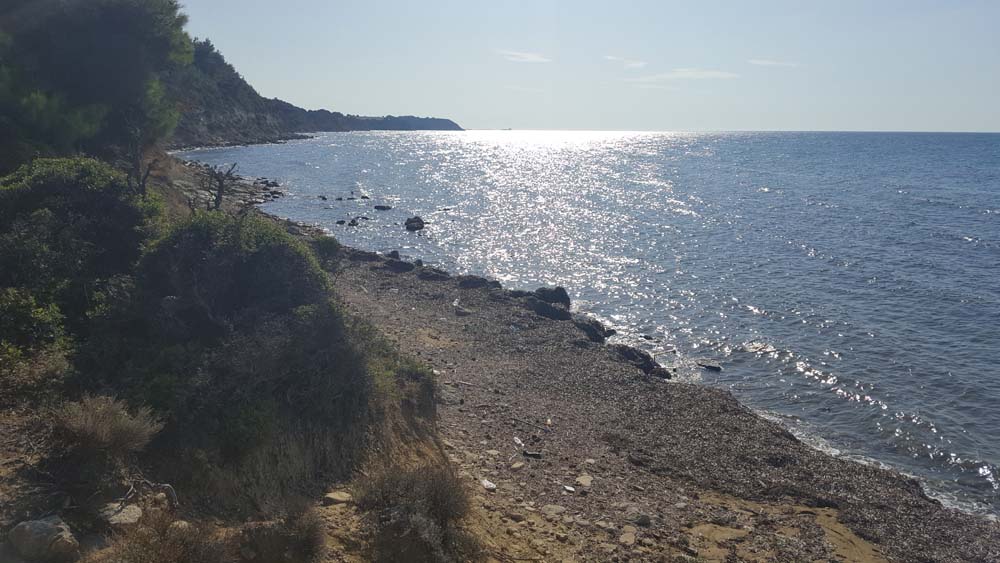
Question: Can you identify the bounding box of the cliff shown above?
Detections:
[164,40,462,148]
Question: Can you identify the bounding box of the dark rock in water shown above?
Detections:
[387,250,401,260]
[649,367,673,380]
[335,197,344,201]
[347,197,357,200]
[526,296,572,320]
[359,216,370,220]
[385,260,415,273]
[414,259,423,267]
[335,220,346,225]
[405,216,425,231]
[574,317,615,343]
[318,195,328,200]
[418,267,451,281]
[457,275,501,290]
[507,289,533,299]
[348,219,359,227]
[534,286,571,308]
[360,195,371,199]
[612,344,661,375]
[696,360,722,372]
[374,205,392,211]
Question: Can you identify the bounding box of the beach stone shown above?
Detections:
[99,503,142,529]
[404,216,425,231]
[575,474,594,487]
[9,516,78,561]
[485,449,500,456]
[323,491,353,505]
[482,479,497,492]
[633,513,652,527]
[510,462,526,471]
[540,504,567,517]
[619,531,637,546]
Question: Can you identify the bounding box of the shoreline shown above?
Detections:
[177,156,1000,560]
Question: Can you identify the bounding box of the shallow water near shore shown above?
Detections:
[179,130,1000,515]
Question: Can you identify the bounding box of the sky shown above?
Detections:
[179,0,1000,132]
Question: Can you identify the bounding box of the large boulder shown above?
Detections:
[534,286,571,308]
[574,317,616,343]
[8,516,78,561]
[98,503,143,530]
[525,296,572,320]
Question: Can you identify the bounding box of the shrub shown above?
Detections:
[0,287,71,404]
[54,395,163,458]
[239,509,326,563]
[80,511,234,563]
[309,235,341,271]
[0,158,162,327]
[356,465,482,563]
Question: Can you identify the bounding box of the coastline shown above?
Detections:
[191,163,1000,561]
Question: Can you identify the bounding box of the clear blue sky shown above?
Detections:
[179,0,1000,132]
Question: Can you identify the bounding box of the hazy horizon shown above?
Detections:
[180,0,1000,133]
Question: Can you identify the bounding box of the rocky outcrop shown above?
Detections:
[534,286,571,308]
[404,216,425,231]
[8,516,78,561]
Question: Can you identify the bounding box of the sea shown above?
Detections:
[179,130,1000,516]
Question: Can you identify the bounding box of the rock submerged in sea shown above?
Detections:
[404,216,425,231]
[374,205,392,211]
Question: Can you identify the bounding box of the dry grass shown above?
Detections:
[54,395,163,458]
[80,511,234,563]
[356,464,482,563]
[239,507,326,563]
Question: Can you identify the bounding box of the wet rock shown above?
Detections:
[404,216,425,231]
[574,317,616,343]
[8,516,78,561]
[335,220,346,225]
[525,297,572,321]
[99,503,142,529]
[348,218,360,227]
[649,367,673,380]
[374,205,392,211]
[318,195,328,201]
[534,286,571,308]
[335,197,344,201]
[323,491,353,505]
[360,195,371,200]
[696,360,722,371]
[387,250,401,260]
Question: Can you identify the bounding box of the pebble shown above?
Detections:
[482,479,497,492]
[575,474,594,487]
[323,491,353,505]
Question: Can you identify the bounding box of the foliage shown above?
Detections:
[0,158,162,328]
[357,465,482,563]
[54,394,163,459]
[239,509,326,563]
[80,511,235,563]
[0,287,71,405]
[0,0,192,172]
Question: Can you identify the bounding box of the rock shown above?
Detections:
[374,205,392,211]
[335,220,346,225]
[404,216,425,231]
[539,505,566,517]
[563,485,576,493]
[534,286,571,308]
[523,450,543,459]
[482,479,497,492]
[696,360,722,371]
[619,531,636,546]
[335,197,344,201]
[556,532,569,543]
[456,275,501,290]
[510,462,526,471]
[418,267,451,281]
[323,491,353,505]
[347,218,359,227]
[99,503,142,529]
[507,512,525,523]
[384,260,416,273]
[454,305,474,317]
[612,344,662,375]
[574,318,616,343]
[8,516,79,561]
[634,514,652,527]
[168,520,193,535]
[386,250,400,260]
[649,367,673,379]
[485,449,500,456]
[525,297,572,320]
[318,195,328,200]
[575,474,594,488]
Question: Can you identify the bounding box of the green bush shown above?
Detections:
[0,158,162,327]
[0,287,71,404]
[357,465,482,563]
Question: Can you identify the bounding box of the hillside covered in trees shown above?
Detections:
[165,39,462,148]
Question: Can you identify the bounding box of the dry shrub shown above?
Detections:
[80,511,234,563]
[239,508,326,563]
[356,464,482,563]
[54,395,163,458]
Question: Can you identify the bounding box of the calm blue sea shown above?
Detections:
[180,131,1000,515]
